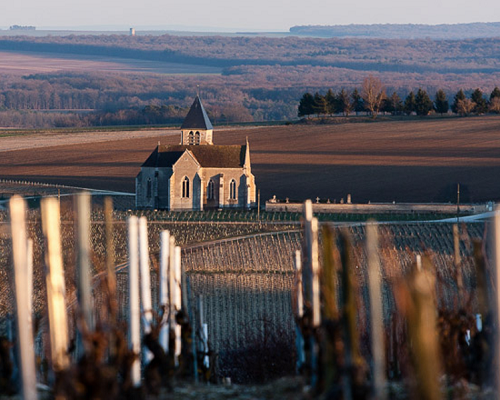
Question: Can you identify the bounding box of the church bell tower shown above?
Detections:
[180,96,214,145]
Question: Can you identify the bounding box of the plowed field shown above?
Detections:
[1,117,500,203]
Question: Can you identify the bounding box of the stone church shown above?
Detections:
[136,96,257,210]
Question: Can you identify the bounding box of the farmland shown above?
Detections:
[0,50,222,76]
[1,117,500,203]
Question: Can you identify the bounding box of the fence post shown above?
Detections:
[138,217,153,364]
[174,246,182,365]
[159,230,170,352]
[127,216,141,388]
[293,250,305,372]
[492,206,500,395]
[302,200,320,387]
[76,192,94,334]
[104,197,117,322]
[10,196,37,400]
[366,222,387,400]
[41,197,70,373]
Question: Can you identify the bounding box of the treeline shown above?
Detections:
[298,79,500,118]
[290,22,500,40]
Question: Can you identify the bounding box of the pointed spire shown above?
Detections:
[181,96,213,130]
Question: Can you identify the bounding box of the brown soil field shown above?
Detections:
[1,117,500,203]
[0,51,221,75]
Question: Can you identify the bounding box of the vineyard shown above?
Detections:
[0,191,496,398]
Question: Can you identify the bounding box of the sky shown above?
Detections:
[1,0,500,32]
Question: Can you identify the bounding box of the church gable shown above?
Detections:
[172,149,201,171]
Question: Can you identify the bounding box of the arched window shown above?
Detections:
[207,179,215,200]
[188,131,194,145]
[195,131,200,144]
[146,178,152,199]
[229,179,237,200]
[182,176,190,198]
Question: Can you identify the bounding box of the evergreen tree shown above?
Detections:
[434,89,449,115]
[386,92,403,115]
[325,89,337,115]
[490,86,500,101]
[337,89,353,116]
[351,88,364,114]
[298,92,315,118]
[471,88,487,114]
[313,92,328,116]
[415,89,433,116]
[404,91,416,115]
[451,89,466,114]
[489,87,500,114]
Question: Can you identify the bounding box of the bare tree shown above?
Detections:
[456,99,476,116]
[489,97,500,114]
[362,76,386,118]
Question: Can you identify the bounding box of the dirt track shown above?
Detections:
[1,117,500,203]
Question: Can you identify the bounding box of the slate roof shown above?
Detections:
[142,145,246,169]
[180,96,213,130]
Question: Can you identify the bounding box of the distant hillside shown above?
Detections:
[290,22,500,39]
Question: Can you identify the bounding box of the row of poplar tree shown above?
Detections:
[298,86,500,118]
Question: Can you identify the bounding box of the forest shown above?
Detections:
[1,34,500,127]
[290,22,500,39]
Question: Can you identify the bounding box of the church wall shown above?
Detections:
[170,152,202,211]
[202,168,256,209]
[135,168,156,209]
[157,168,173,209]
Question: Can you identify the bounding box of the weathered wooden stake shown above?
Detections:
[168,236,176,363]
[10,196,37,400]
[139,217,153,365]
[104,197,117,321]
[127,216,141,387]
[303,200,321,327]
[293,250,304,318]
[453,224,463,295]
[406,266,442,400]
[139,217,153,331]
[492,205,500,394]
[202,323,209,369]
[76,192,93,332]
[197,296,210,369]
[293,250,305,371]
[159,230,170,352]
[41,197,70,372]
[366,222,387,400]
[174,246,182,363]
[26,238,33,318]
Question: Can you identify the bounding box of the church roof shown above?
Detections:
[180,96,213,130]
[142,145,246,169]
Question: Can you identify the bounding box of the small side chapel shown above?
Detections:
[135,96,257,211]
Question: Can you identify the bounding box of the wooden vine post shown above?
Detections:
[293,249,305,372]
[138,216,153,363]
[366,222,387,400]
[9,196,37,400]
[104,197,117,323]
[127,216,141,387]
[159,230,171,352]
[41,197,70,373]
[492,205,500,394]
[302,199,320,386]
[75,192,94,334]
